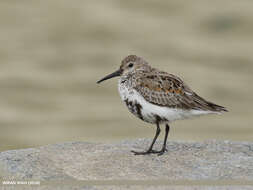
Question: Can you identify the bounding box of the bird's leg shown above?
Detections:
[131,122,161,155]
[157,124,170,156]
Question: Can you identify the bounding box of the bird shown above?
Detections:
[97,55,228,156]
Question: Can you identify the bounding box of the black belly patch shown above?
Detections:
[124,99,144,121]
[135,103,143,120]
[154,114,168,123]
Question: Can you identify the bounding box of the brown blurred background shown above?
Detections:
[0,0,252,152]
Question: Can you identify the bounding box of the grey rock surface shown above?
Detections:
[0,139,253,189]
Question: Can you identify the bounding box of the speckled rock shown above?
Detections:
[0,139,253,181]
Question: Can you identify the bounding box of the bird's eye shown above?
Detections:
[128,63,133,68]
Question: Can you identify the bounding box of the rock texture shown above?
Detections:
[0,139,253,189]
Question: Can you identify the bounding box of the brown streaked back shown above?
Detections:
[133,67,228,112]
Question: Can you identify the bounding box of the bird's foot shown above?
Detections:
[157,147,167,156]
[131,148,167,156]
[131,150,157,155]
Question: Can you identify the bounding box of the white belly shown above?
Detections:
[118,80,215,124]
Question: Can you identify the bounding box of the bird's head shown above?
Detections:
[97,55,148,84]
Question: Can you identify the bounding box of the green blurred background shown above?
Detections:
[0,0,252,152]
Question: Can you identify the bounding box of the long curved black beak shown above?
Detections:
[97,69,121,84]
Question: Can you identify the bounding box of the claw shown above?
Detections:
[157,148,167,156]
[131,148,167,156]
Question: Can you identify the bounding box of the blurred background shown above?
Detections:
[0,0,252,152]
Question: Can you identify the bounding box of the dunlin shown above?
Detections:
[97,55,227,155]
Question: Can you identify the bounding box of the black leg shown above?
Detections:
[157,124,170,156]
[147,122,161,151]
[131,121,161,155]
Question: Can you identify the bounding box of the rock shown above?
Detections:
[0,139,253,189]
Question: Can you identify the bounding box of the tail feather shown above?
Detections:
[193,93,228,112]
[206,101,228,112]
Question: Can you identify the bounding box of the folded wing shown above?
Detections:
[133,71,227,112]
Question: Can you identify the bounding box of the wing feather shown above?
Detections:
[133,70,227,112]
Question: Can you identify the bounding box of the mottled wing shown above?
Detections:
[133,71,227,111]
